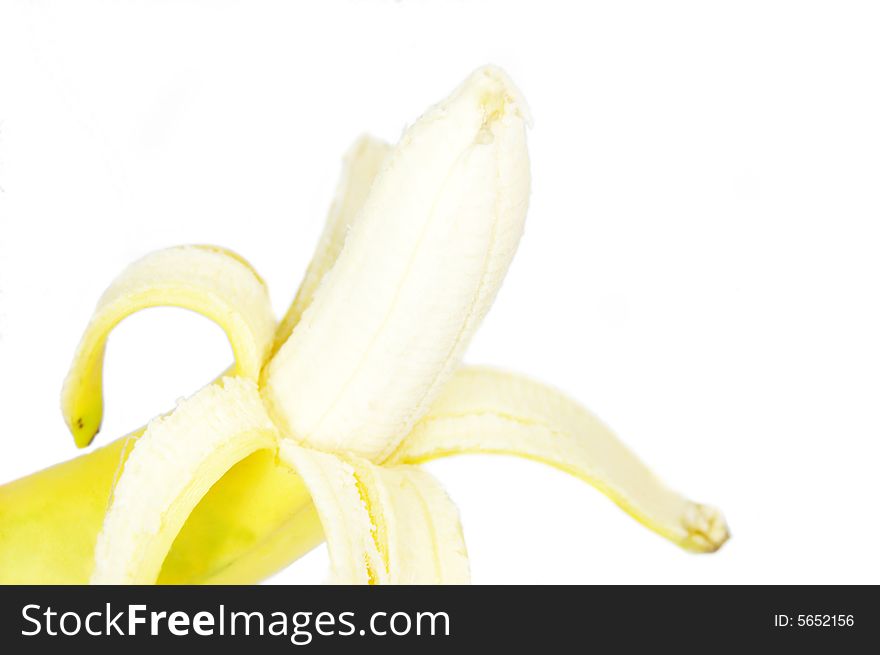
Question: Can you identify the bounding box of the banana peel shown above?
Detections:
[0,364,726,584]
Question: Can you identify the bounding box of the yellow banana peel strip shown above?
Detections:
[280,442,469,584]
[393,367,728,553]
[61,245,275,447]
[91,377,280,584]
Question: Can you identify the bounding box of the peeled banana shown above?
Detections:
[263,66,530,462]
[0,65,728,585]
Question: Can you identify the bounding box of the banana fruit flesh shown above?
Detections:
[263,66,530,462]
[0,65,728,585]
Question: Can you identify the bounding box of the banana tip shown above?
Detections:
[469,64,533,128]
[69,416,99,449]
[683,503,730,553]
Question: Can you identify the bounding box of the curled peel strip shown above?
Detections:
[61,245,275,447]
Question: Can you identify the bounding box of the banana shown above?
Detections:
[1,65,728,585]
[263,66,531,462]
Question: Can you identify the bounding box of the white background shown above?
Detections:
[1,1,878,584]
